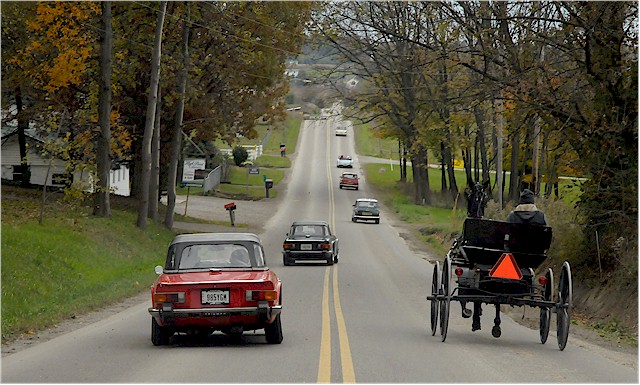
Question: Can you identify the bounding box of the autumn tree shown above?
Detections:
[4,2,131,209]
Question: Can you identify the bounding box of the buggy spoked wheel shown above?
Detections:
[439,257,451,342]
[556,261,572,350]
[540,268,554,344]
[429,261,440,336]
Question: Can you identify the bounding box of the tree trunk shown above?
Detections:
[442,137,458,201]
[411,145,430,205]
[137,1,167,229]
[94,1,113,218]
[495,97,504,208]
[165,2,190,229]
[474,105,490,188]
[531,116,541,195]
[148,86,161,221]
[509,128,520,202]
[440,142,447,191]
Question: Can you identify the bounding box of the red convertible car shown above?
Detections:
[149,233,283,345]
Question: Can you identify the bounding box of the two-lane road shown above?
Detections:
[2,118,637,383]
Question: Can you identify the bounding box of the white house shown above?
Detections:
[1,128,130,196]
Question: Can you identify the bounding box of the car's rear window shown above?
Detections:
[357,201,378,208]
[178,244,252,269]
[293,225,327,237]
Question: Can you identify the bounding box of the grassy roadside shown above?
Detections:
[1,189,176,343]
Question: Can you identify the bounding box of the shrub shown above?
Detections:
[232,146,249,166]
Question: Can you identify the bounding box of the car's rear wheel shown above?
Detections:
[151,318,172,346]
[375,219,380,224]
[326,254,334,265]
[283,255,293,266]
[265,314,283,344]
[339,185,343,189]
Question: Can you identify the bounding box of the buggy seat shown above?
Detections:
[460,218,552,269]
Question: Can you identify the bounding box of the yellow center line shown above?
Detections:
[316,118,356,384]
[333,264,356,383]
[317,267,332,383]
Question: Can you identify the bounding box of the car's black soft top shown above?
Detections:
[170,233,261,246]
[290,220,329,227]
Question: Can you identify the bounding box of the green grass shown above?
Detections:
[353,122,398,158]
[1,198,174,342]
[227,166,284,186]
[216,183,278,200]
[261,115,302,155]
[211,166,285,200]
[254,155,291,168]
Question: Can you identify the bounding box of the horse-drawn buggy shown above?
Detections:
[427,217,572,350]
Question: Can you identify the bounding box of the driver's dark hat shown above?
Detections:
[519,189,535,204]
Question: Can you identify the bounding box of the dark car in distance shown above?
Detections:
[282,221,339,265]
[352,198,380,224]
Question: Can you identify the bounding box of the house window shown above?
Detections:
[12,165,23,181]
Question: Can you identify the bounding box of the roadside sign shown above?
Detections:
[249,167,260,175]
[183,158,205,181]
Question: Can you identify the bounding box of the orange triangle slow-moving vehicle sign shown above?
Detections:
[489,253,522,280]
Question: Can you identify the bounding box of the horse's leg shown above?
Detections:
[491,304,502,338]
[472,301,482,331]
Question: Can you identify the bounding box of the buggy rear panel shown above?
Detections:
[461,218,552,268]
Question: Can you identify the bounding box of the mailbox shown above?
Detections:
[265,179,274,189]
[224,202,237,226]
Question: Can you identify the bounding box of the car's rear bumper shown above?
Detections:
[149,304,282,326]
[283,251,332,260]
[353,214,380,220]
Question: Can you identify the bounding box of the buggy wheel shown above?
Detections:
[429,261,441,336]
[540,268,554,344]
[556,261,572,351]
[439,257,451,342]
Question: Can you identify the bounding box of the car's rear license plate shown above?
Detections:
[362,212,371,215]
[201,289,230,305]
[300,244,312,250]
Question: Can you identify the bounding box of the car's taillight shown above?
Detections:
[154,292,185,304]
[320,243,331,250]
[283,243,294,250]
[246,290,278,301]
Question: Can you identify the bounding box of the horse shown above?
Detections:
[459,180,490,331]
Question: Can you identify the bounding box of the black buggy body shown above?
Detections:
[427,218,572,350]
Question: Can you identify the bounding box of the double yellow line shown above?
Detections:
[317,120,355,384]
